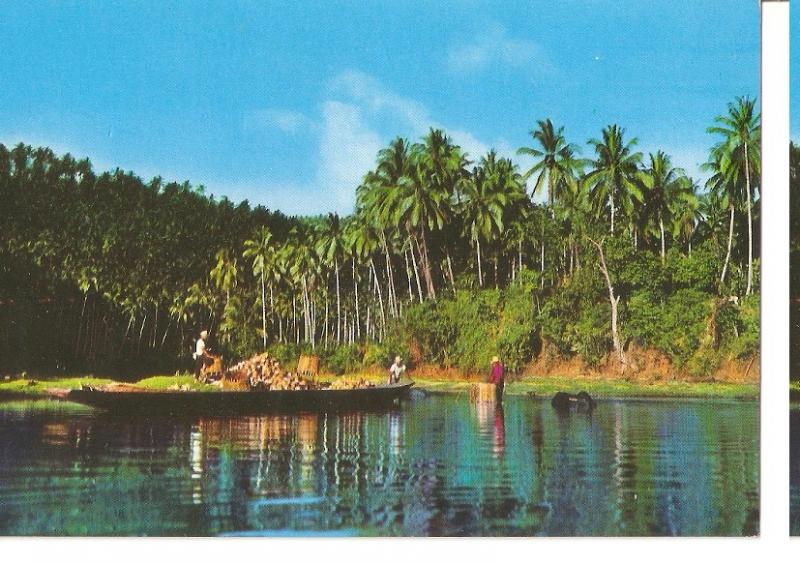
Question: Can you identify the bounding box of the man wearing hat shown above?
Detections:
[489,356,505,401]
[193,329,212,380]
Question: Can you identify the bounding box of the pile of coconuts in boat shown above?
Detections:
[222,352,374,391]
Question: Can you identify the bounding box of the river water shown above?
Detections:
[0,394,758,536]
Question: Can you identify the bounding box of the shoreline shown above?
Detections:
[0,373,759,401]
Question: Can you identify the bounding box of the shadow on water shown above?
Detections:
[0,395,758,536]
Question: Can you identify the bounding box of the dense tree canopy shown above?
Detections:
[0,99,761,377]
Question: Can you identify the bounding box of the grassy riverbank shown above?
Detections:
[0,372,758,401]
[416,377,757,400]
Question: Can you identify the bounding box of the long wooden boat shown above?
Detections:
[66,382,414,415]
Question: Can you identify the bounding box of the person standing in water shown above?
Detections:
[388,356,406,384]
[489,356,505,400]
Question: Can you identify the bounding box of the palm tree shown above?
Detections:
[461,166,496,287]
[316,213,346,344]
[554,174,589,274]
[209,248,239,345]
[348,216,387,335]
[460,151,525,287]
[378,130,461,299]
[707,96,760,295]
[671,177,702,256]
[704,143,744,286]
[243,226,274,349]
[517,119,582,206]
[361,138,413,308]
[637,151,686,263]
[585,125,643,234]
[409,129,468,298]
[210,248,238,305]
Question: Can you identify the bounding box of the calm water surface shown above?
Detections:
[0,394,758,536]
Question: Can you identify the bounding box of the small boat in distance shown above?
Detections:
[67,382,414,416]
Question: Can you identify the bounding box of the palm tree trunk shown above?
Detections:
[588,237,625,368]
[720,204,735,285]
[409,237,424,302]
[292,295,298,344]
[335,257,341,344]
[260,270,267,349]
[659,215,666,264]
[476,237,483,287]
[445,250,456,292]
[370,258,386,330]
[403,248,414,301]
[382,239,397,317]
[353,257,360,339]
[324,289,329,347]
[744,140,753,296]
[418,224,436,299]
[610,186,616,234]
[540,239,545,289]
[270,283,275,338]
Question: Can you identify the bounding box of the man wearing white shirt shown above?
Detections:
[193,330,211,380]
[387,356,406,384]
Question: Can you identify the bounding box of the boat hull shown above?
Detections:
[66,383,414,415]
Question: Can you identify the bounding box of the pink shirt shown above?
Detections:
[490,362,504,384]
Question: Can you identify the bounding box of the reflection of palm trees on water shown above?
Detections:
[0,397,758,535]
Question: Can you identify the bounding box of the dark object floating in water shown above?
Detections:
[551,391,596,413]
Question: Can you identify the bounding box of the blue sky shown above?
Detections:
[0,1,760,215]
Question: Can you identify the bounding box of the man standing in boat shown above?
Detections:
[388,356,406,384]
[193,330,213,380]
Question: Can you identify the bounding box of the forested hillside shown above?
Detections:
[790,141,799,382]
[0,98,760,379]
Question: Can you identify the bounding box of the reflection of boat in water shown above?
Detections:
[66,382,414,415]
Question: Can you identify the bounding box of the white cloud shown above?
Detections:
[318,101,383,210]
[329,69,429,132]
[327,69,512,163]
[447,24,556,76]
[245,108,315,133]
[220,69,522,215]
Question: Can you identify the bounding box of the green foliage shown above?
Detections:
[728,294,759,359]
[269,343,310,369]
[0,103,761,378]
[572,303,613,367]
[397,287,537,374]
[626,288,710,367]
[321,344,362,375]
[671,243,719,292]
